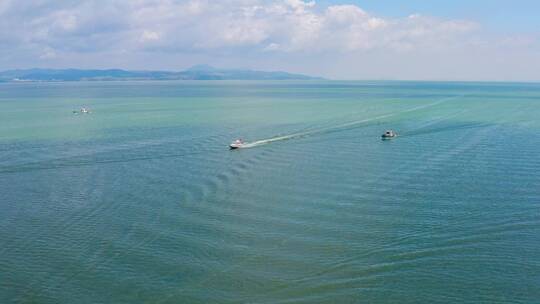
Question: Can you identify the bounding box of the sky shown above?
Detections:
[0,0,539,81]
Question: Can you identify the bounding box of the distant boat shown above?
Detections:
[229,139,245,149]
[73,107,91,114]
[381,130,397,139]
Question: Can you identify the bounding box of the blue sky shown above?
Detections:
[0,0,539,81]
[322,0,540,31]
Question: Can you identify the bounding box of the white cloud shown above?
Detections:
[284,0,315,13]
[325,5,368,24]
[0,0,538,80]
[140,30,161,42]
[0,0,479,53]
[52,11,78,32]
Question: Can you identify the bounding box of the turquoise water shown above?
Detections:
[1,81,539,303]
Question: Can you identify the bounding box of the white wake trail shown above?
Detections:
[238,96,461,149]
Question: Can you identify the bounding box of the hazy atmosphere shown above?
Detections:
[1,0,540,81]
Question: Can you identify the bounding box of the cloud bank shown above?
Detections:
[0,0,539,80]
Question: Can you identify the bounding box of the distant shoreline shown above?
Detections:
[0,78,324,83]
[2,79,540,85]
[0,65,323,82]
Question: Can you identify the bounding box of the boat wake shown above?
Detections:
[237,96,460,149]
[400,122,492,138]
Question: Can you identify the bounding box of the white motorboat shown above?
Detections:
[229,139,245,149]
[73,107,91,114]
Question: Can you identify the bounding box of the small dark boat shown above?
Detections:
[381,130,397,139]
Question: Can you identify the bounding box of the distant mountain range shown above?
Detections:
[0,65,322,82]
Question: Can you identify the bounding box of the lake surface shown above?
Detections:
[1,81,539,303]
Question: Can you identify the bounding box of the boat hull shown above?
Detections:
[229,144,243,149]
